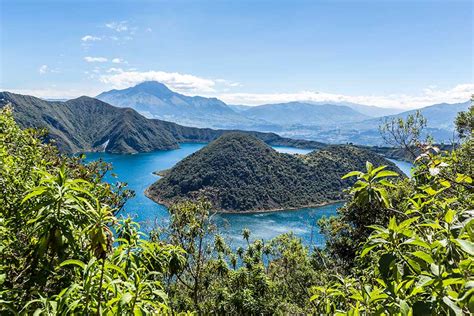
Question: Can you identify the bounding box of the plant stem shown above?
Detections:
[96,258,106,315]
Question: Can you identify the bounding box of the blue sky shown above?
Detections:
[0,0,472,108]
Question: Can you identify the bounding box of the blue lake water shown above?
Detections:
[388,158,413,178]
[85,144,412,248]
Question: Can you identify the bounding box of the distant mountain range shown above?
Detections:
[96,81,273,130]
[243,101,369,126]
[96,81,469,145]
[0,91,325,154]
[96,81,391,129]
[311,101,405,117]
[279,101,471,145]
[146,133,402,212]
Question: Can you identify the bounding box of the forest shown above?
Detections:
[0,103,473,315]
[147,132,401,212]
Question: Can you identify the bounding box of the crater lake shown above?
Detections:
[85,143,411,248]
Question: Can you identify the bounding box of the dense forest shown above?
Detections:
[0,103,473,314]
[147,133,401,212]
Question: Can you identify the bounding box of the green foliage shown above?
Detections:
[0,106,183,314]
[1,103,472,315]
[311,108,474,315]
[455,97,473,138]
[319,163,406,269]
[148,133,401,212]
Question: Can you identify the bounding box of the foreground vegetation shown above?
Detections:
[0,103,473,314]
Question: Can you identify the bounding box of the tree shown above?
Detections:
[379,110,428,159]
[455,95,473,138]
[318,163,403,269]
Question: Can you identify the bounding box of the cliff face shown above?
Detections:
[146,133,402,212]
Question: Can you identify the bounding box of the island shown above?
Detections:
[145,133,402,213]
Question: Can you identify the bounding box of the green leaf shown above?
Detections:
[402,238,431,250]
[455,239,474,255]
[442,278,464,287]
[120,292,133,306]
[360,244,378,258]
[443,296,462,316]
[342,171,362,179]
[388,217,398,231]
[444,209,456,224]
[399,216,419,229]
[366,161,374,173]
[60,259,85,269]
[106,263,127,279]
[21,187,47,204]
[411,251,434,264]
[400,299,409,316]
[374,170,399,180]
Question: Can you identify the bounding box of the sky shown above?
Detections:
[0,0,472,108]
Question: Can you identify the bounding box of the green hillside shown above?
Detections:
[146,133,402,212]
[0,92,326,154]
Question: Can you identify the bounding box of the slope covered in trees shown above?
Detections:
[146,133,401,212]
[0,91,325,154]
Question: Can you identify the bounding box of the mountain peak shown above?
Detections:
[131,81,174,96]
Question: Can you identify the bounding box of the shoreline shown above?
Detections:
[144,188,343,214]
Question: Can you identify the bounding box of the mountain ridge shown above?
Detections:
[96,81,373,129]
[0,91,326,154]
[97,81,271,129]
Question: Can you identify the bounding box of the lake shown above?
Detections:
[85,143,412,248]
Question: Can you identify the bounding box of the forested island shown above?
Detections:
[146,133,402,212]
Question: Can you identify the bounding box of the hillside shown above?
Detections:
[0,92,326,154]
[96,81,273,129]
[146,133,401,212]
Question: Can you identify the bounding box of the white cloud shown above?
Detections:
[106,67,124,73]
[98,69,472,108]
[215,83,474,109]
[111,58,127,64]
[215,79,241,88]
[99,70,217,93]
[105,21,128,32]
[38,65,49,74]
[81,35,101,42]
[84,56,108,63]
[1,87,102,99]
